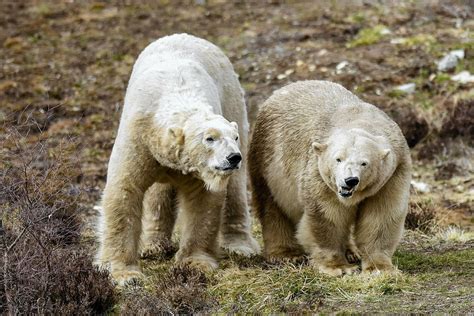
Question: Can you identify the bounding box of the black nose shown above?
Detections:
[227,153,242,166]
[344,177,359,188]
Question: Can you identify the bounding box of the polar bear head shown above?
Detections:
[312,128,395,205]
[164,113,241,192]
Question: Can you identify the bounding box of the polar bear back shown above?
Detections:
[129,33,236,102]
[260,80,407,156]
[121,34,246,130]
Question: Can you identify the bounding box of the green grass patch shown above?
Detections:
[347,25,390,48]
[209,265,416,313]
[395,249,473,274]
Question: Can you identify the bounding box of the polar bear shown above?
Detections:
[96,34,259,285]
[248,80,411,276]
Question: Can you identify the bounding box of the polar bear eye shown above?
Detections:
[336,158,341,163]
[206,137,215,143]
[361,162,367,166]
[235,136,239,141]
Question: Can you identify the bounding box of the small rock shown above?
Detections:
[296,60,304,67]
[284,69,294,76]
[379,27,391,35]
[411,180,430,193]
[317,49,328,56]
[395,83,416,94]
[308,64,316,72]
[451,71,474,84]
[390,38,405,44]
[336,61,349,71]
[455,185,464,193]
[277,73,287,80]
[437,49,465,72]
[320,66,328,72]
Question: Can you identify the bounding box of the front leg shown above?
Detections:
[140,182,177,260]
[220,168,260,256]
[296,201,357,276]
[96,144,158,286]
[175,182,226,270]
[355,169,410,274]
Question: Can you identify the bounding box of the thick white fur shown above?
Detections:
[249,80,411,276]
[96,34,259,285]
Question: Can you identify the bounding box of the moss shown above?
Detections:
[397,34,437,48]
[395,249,473,274]
[347,25,390,48]
[434,73,451,83]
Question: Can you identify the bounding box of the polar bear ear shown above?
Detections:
[381,148,391,159]
[230,121,238,130]
[312,142,327,155]
[168,127,184,146]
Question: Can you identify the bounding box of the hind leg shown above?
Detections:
[140,182,177,259]
[261,198,304,261]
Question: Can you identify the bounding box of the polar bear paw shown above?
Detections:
[221,234,261,256]
[362,261,396,275]
[140,239,176,260]
[345,248,361,264]
[176,252,219,271]
[318,263,359,277]
[111,267,144,287]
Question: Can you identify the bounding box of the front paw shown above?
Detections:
[111,266,144,287]
[345,248,361,264]
[266,246,306,264]
[176,250,218,271]
[140,239,176,260]
[361,253,395,274]
[312,252,359,276]
[221,234,261,256]
[317,263,358,276]
[362,261,395,274]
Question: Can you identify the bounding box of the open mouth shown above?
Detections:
[215,165,239,172]
[339,186,354,198]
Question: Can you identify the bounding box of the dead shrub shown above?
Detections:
[439,98,474,139]
[0,119,115,314]
[121,265,216,314]
[418,98,474,160]
[405,201,437,233]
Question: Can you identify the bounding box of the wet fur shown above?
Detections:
[96,34,259,285]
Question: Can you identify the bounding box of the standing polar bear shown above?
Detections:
[96,34,259,285]
[249,80,411,276]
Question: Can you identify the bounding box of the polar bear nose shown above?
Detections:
[227,153,242,167]
[344,177,359,188]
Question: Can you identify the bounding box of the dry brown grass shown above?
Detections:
[121,265,216,314]
[0,120,116,314]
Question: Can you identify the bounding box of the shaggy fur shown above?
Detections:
[96,34,259,285]
[249,80,411,276]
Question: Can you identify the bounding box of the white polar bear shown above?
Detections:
[249,80,412,276]
[96,34,260,285]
